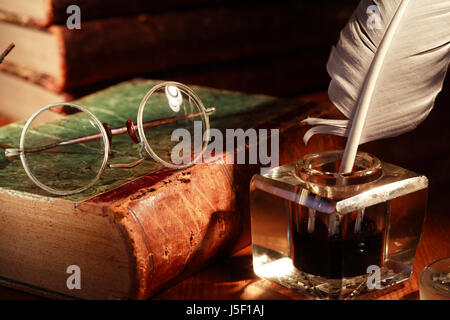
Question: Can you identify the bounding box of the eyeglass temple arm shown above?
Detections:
[4,107,217,158]
[0,43,14,65]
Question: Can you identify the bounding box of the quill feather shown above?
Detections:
[303,0,450,172]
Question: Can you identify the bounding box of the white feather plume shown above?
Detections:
[303,0,450,171]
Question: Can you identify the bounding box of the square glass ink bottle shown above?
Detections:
[250,150,427,299]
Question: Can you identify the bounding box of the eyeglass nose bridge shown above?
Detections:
[107,106,216,169]
[103,120,141,147]
[108,121,145,169]
[126,120,141,144]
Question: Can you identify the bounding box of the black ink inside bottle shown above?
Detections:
[292,216,385,279]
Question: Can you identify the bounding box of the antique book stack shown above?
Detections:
[0,0,357,121]
[0,79,344,299]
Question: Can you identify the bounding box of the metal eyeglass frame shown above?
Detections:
[2,81,216,196]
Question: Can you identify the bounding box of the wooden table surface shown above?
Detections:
[0,90,449,300]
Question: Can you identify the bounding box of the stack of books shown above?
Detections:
[0,0,356,121]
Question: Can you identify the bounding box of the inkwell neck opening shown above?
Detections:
[295,150,382,187]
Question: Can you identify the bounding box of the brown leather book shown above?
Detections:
[0,0,231,27]
[0,2,356,92]
[0,79,343,299]
[0,71,74,121]
[0,48,332,122]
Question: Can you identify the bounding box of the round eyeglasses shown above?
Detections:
[2,82,216,196]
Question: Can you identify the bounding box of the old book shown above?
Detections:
[0,71,72,121]
[0,47,332,122]
[0,2,355,92]
[0,79,343,299]
[0,0,228,27]
[164,48,333,97]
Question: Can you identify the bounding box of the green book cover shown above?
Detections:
[0,79,305,202]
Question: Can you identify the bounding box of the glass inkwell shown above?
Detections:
[250,150,427,299]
